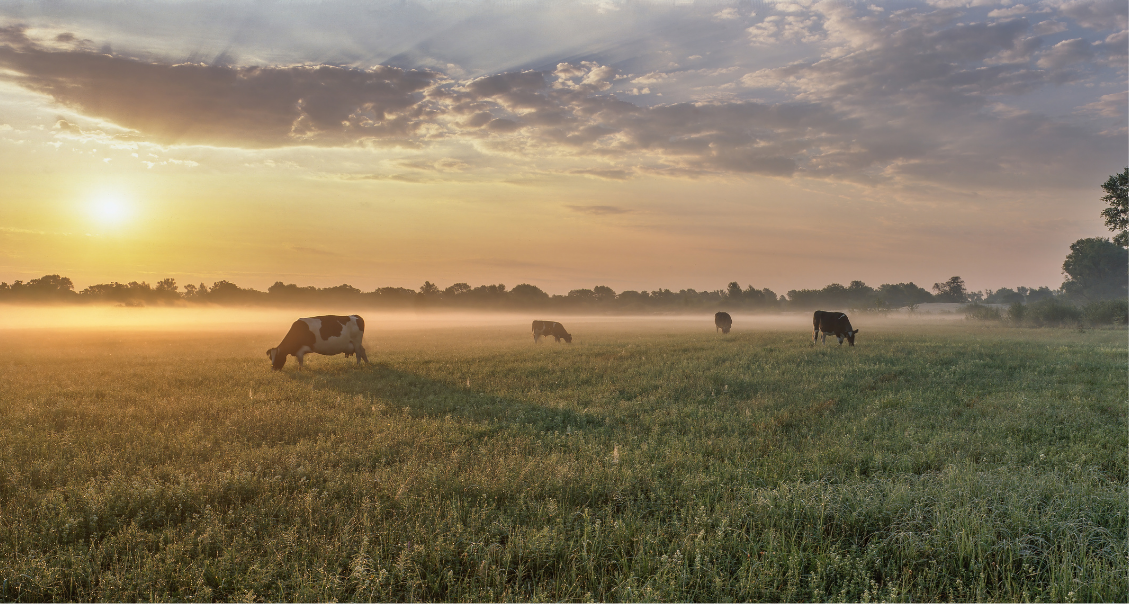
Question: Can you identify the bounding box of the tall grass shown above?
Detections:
[0,322,1126,601]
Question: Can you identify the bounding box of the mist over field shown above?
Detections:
[0,303,977,334]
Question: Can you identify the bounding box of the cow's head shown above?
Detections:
[846,329,860,346]
[564,333,573,344]
[266,347,285,370]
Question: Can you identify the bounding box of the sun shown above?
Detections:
[89,193,133,227]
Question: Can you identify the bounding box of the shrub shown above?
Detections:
[1008,302,1027,323]
[1082,299,1129,326]
[1026,298,1076,325]
[963,303,1002,321]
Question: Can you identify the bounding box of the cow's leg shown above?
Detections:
[813,328,819,343]
[296,353,304,370]
[357,347,368,364]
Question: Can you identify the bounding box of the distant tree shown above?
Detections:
[30,274,75,292]
[742,285,779,309]
[567,288,596,303]
[932,276,968,303]
[1061,237,1128,301]
[183,283,198,298]
[509,284,550,307]
[616,290,650,309]
[444,283,471,297]
[727,281,743,300]
[206,280,263,304]
[845,280,876,308]
[18,275,78,301]
[1027,286,1056,303]
[649,288,677,305]
[155,278,177,293]
[876,282,934,308]
[367,286,417,307]
[593,285,616,304]
[986,287,1025,305]
[0,274,78,302]
[1101,167,1128,247]
[419,281,440,296]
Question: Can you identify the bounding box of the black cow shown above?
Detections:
[715,311,733,334]
[532,320,572,343]
[813,311,859,346]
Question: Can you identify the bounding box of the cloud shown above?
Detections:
[567,168,633,180]
[1043,0,1129,31]
[1077,90,1129,118]
[565,205,632,215]
[0,26,438,147]
[1036,37,1093,69]
[290,245,341,257]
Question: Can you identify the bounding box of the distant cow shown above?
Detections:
[531,320,572,343]
[715,311,733,334]
[813,311,859,346]
[267,315,369,370]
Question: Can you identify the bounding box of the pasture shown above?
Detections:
[0,312,1126,602]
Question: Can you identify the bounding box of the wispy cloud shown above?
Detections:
[565,205,632,215]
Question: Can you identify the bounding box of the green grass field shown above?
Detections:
[0,313,1126,602]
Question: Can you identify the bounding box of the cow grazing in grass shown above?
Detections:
[812,311,859,346]
[531,320,572,343]
[715,311,733,334]
[267,315,369,370]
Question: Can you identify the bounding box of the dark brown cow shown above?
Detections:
[715,311,733,334]
[812,310,859,346]
[267,315,368,370]
[531,320,572,343]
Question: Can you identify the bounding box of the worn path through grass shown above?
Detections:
[0,319,1126,601]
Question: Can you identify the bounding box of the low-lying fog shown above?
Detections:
[0,305,969,333]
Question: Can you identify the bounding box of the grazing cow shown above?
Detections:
[267,315,369,370]
[715,311,733,334]
[531,320,572,343]
[812,310,859,346]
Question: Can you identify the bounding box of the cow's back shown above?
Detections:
[813,310,855,336]
[306,315,365,355]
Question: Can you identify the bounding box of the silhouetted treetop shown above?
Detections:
[1101,167,1128,248]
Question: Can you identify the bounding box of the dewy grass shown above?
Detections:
[0,320,1126,602]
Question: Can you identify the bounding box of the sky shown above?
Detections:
[0,0,1126,296]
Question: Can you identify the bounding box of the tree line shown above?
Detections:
[0,273,1113,313]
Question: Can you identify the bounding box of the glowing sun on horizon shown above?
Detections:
[89,193,133,227]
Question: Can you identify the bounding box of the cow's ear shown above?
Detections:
[853,329,860,334]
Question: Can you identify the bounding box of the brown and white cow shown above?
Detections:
[267,315,369,370]
[531,320,572,343]
[715,311,733,334]
[812,310,859,346]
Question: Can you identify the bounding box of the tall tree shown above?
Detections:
[1061,237,1129,301]
[1101,167,1128,247]
[932,276,968,303]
